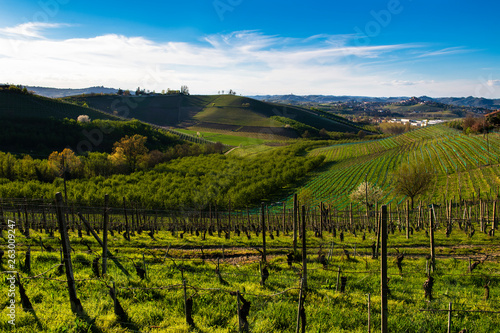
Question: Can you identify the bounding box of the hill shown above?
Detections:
[63,94,369,139]
[0,88,183,156]
[26,86,118,98]
[286,124,500,209]
[0,88,119,121]
[251,94,500,110]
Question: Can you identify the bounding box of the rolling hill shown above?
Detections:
[63,94,370,140]
[286,124,500,210]
[0,89,119,121]
[0,89,184,155]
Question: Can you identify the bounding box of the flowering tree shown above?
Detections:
[349,181,384,208]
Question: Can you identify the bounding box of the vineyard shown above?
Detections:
[0,195,500,332]
[298,125,500,210]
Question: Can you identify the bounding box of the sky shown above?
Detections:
[1,0,500,97]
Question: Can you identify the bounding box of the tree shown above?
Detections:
[319,128,329,138]
[48,148,82,178]
[349,181,384,208]
[392,163,434,209]
[180,85,189,95]
[111,135,148,172]
[77,115,90,123]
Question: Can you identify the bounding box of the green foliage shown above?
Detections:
[271,116,319,136]
[0,118,181,156]
[0,143,325,209]
[393,162,434,208]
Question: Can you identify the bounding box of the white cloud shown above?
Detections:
[0,23,488,97]
[0,22,69,39]
[417,46,469,58]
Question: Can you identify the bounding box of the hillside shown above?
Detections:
[0,89,119,121]
[287,124,500,209]
[252,94,500,109]
[26,86,118,98]
[64,94,369,139]
[0,89,184,156]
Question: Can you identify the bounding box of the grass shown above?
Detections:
[0,91,119,121]
[174,129,268,146]
[1,221,500,332]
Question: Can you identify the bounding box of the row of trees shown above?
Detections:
[0,134,225,182]
[0,144,325,209]
[116,86,190,96]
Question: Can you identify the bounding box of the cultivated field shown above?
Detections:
[0,198,499,332]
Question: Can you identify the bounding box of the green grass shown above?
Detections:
[0,90,119,121]
[175,129,268,146]
[64,94,366,134]
[288,125,500,209]
[1,224,500,332]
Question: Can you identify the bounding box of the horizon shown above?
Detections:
[1,1,500,98]
[15,85,500,100]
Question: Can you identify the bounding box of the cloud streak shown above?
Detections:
[0,23,487,97]
[0,22,69,39]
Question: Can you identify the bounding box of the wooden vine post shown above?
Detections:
[296,278,306,333]
[102,194,109,276]
[367,293,371,333]
[447,302,452,333]
[55,192,83,315]
[429,205,436,272]
[406,200,410,239]
[493,200,497,233]
[301,205,307,289]
[261,202,266,263]
[0,198,4,238]
[282,201,287,234]
[123,197,130,241]
[380,205,388,333]
[293,193,298,254]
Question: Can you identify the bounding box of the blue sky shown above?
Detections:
[1,0,500,97]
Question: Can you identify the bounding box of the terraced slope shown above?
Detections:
[289,125,500,209]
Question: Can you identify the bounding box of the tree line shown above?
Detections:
[0,143,324,210]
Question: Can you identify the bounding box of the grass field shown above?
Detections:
[1,220,499,332]
[174,129,268,146]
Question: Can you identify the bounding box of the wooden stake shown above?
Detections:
[301,205,307,290]
[261,203,266,263]
[237,290,242,333]
[367,293,371,333]
[55,192,83,315]
[102,194,109,276]
[381,205,388,333]
[296,278,306,333]
[429,205,436,272]
[123,197,130,241]
[447,302,452,333]
[293,194,298,254]
[406,200,410,239]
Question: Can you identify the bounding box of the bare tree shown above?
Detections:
[393,163,434,209]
